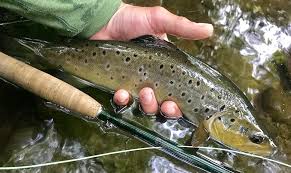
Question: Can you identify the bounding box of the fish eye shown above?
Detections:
[249,133,265,144]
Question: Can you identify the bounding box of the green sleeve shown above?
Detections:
[0,0,122,38]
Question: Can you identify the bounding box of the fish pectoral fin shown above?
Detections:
[191,123,209,147]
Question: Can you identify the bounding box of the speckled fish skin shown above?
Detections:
[3,36,260,127]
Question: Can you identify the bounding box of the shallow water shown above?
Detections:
[0,0,291,172]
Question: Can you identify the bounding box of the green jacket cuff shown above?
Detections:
[78,0,121,38]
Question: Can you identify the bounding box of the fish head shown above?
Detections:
[203,110,275,156]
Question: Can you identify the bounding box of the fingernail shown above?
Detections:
[114,90,129,105]
[166,106,176,115]
[117,94,128,104]
[197,23,214,35]
[142,91,153,105]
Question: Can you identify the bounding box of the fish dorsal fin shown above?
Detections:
[130,35,178,50]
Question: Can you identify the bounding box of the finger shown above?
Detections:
[113,89,130,106]
[147,7,213,40]
[139,87,158,115]
[160,101,183,118]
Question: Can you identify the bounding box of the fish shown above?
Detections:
[0,35,275,155]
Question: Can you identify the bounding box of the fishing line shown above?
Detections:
[0,19,30,26]
[0,146,290,170]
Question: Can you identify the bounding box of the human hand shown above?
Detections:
[90,3,213,118]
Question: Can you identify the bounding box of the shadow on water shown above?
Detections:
[1,0,291,172]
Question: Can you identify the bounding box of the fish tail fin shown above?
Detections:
[0,34,49,66]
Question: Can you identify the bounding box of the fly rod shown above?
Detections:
[0,52,235,173]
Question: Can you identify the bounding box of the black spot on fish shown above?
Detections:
[220,105,226,111]
[187,99,192,103]
[139,79,142,82]
[110,76,114,80]
[149,55,152,60]
[125,57,131,62]
[235,110,240,113]
[143,72,147,76]
[116,51,120,55]
[172,70,175,73]
[181,92,186,97]
[169,80,174,85]
[194,108,199,112]
[230,118,235,122]
[122,75,125,79]
[188,80,192,85]
[178,84,181,88]
[201,95,205,100]
[218,117,221,120]
[182,71,186,75]
[206,115,212,120]
[157,52,161,56]
[196,81,200,86]
[144,50,148,54]
[102,50,106,56]
[81,49,84,53]
[138,67,143,72]
[155,82,159,87]
[160,64,164,69]
[84,59,88,63]
[170,65,174,69]
[168,93,172,97]
[205,108,210,113]
[106,64,110,70]
[134,54,138,57]
[218,95,222,99]
[210,88,215,92]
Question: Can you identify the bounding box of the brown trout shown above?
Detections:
[0,35,275,155]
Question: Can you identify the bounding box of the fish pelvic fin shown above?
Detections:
[191,122,209,147]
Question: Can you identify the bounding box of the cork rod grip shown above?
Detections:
[0,52,102,118]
